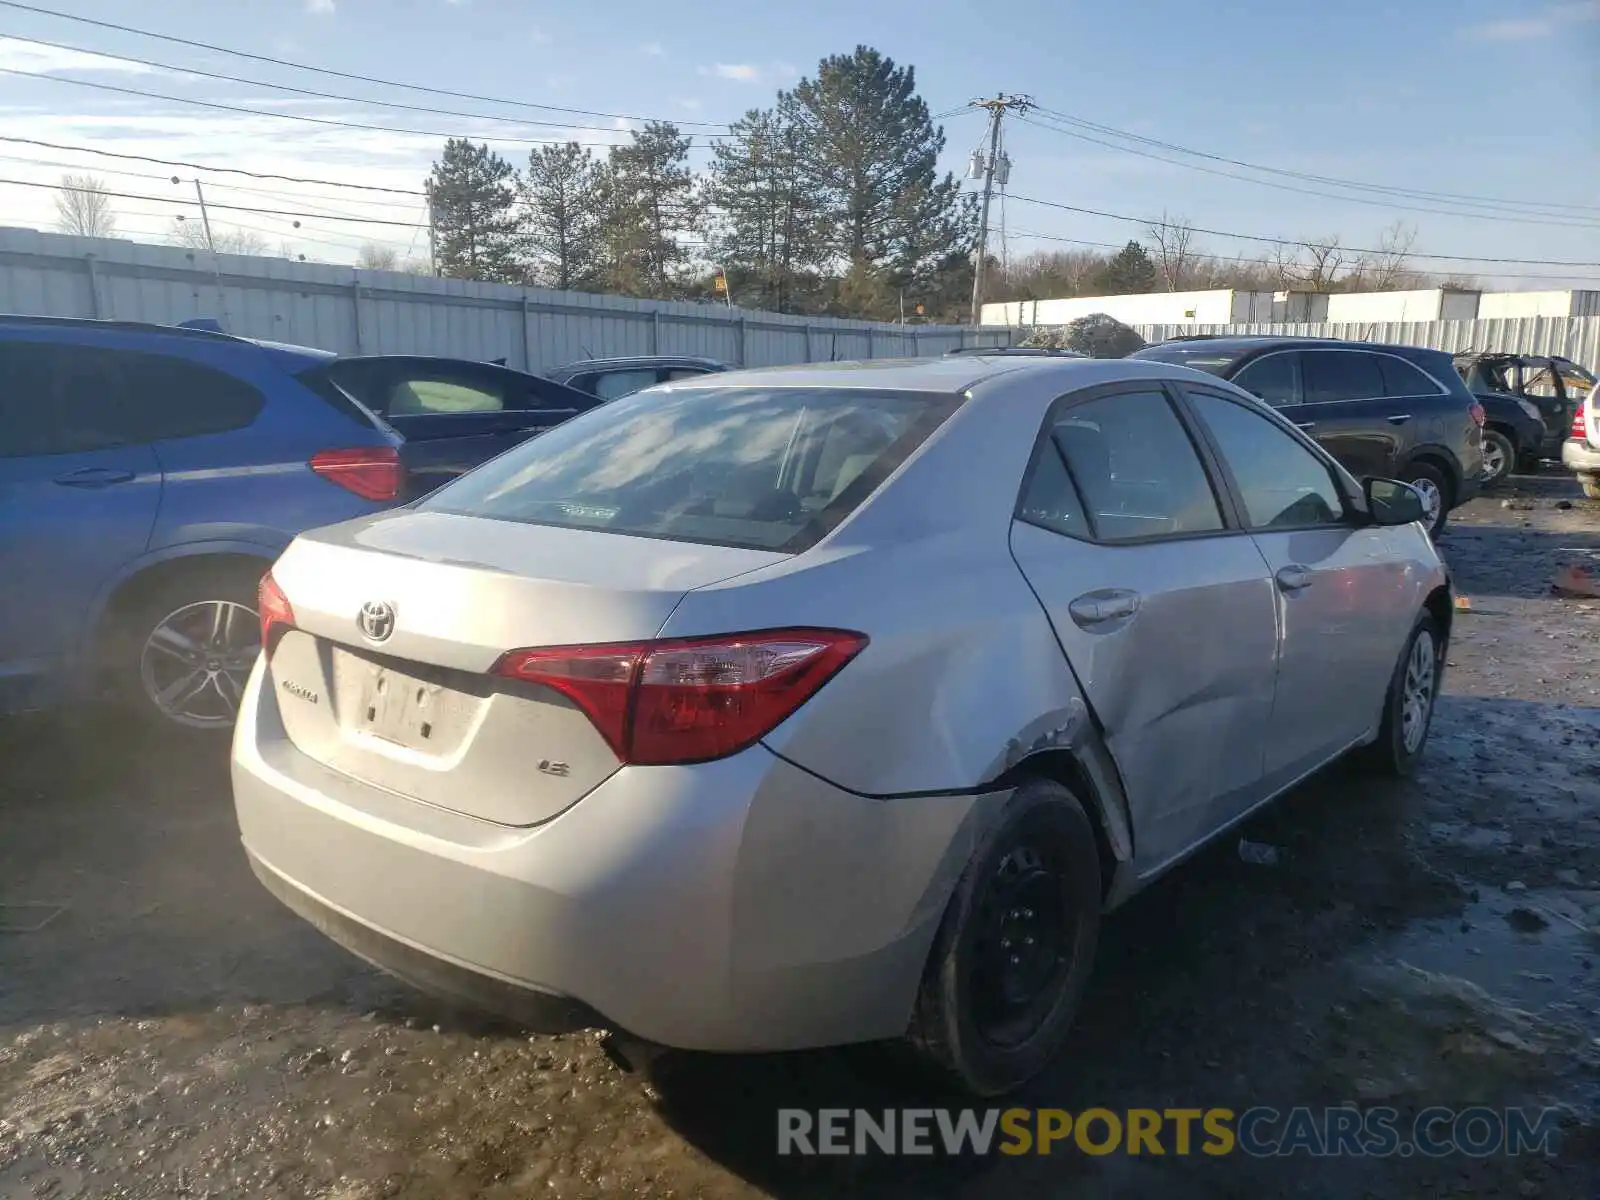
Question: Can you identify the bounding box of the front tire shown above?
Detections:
[1356,611,1441,777]
[1401,462,1452,538]
[905,778,1102,1097]
[108,562,265,734]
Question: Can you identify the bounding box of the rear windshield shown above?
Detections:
[1127,344,1236,376]
[417,385,962,552]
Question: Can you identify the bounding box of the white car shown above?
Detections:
[232,355,1450,1095]
[1562,381,1600,499]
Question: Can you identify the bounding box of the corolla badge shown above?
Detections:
[358,600,397,643]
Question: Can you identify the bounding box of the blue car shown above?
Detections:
[0,317,416,732]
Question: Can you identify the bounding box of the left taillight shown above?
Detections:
[1468,401,1486,428]
[309,446,402,502]
[258,571,295,651]
[492,628,868,766]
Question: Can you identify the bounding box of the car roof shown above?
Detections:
[1139,335,1450,359]
[655,354,1213,396]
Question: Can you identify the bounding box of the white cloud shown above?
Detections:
[676,97,703,111]
[305,0,335,14]
[1463,0,1598,40]
[445,0,470,5]
[701,63,761,83]
[641,42,666,57]
[529,27,551,46]
[0,37,158,75]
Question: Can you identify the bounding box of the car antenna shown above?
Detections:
[581,343,595,359]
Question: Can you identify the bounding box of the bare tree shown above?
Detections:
[356,243,399,270]
[54,174,117,238]
[1347,220,1419,291]
[168,218,268,256]
[1298,236,1348,292]
[1146,212,1197,292]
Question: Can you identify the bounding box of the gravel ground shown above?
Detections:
[2,472,1599,1199]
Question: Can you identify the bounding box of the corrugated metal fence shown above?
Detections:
[0,227,1014,368]
[1129,318,1600,369]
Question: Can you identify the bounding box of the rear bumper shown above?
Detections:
[231,657,996,1051]
[1562,438,1600,475]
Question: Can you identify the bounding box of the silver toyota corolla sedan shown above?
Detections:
[233,354,1450,1096]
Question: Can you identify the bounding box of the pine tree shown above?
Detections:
[599,122,699,298]
[426,138,522,283]
[704,104,828,313]
[522,142,603,291]
[1093,241,1158,294]
[786,46,970,317]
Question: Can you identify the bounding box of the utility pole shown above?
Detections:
[182,177,230,330]
[967,93,1031,327]
[425,185,440,277]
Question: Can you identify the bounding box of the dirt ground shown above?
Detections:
[3,472,1599,1199]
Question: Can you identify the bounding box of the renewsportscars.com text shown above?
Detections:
[777,1106,1565,1159]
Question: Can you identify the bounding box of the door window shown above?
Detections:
[1376,356,1446,398]
[1231,353,1299,407]
[1188,391,1346,529]
[1518,364,1560,399]
[0,341,263,457]
[663,367,713,383]
[591,369,661,400]
[1301,350,1385,403]
[1041,389,1224,542]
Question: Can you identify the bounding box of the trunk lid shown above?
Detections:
[264,510,786,825]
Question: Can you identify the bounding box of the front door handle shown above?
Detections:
[1275,564,1315,593]
[1386,413,1412,425]
[1067,588,1141,629]
[1294,421,1316,433]
[53,467,135,488]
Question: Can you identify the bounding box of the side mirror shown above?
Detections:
[1364,477,1426,526]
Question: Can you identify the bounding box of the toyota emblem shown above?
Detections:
[357,600,397,643]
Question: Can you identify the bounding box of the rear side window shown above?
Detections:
[119,354,265,440]
[1044,389,1224,542]
[0,340,262,457]
[663,367,713,383]
[1377,356,1446,398]
[419,386,961,552]
[1231,353,1299,407]
[391,378,503,415]
[1302,350,1384,403]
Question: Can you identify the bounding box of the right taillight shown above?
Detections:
[258,571,295,651]
[309,446,403,502]
[1574,401,1588,442]
[492,628,868,766]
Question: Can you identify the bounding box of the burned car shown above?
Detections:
[1454,352,1595,484]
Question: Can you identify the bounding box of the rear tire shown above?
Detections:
[107,561,266,735]
[1480,430,1515,488]
[1355,611,1441,778]
[904,777,1101,1097]
[1581,475,1600,501]
[1401,462,1452,538]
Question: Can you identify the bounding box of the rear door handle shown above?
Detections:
[1067,588,1141,629]
[53,467,135,488]
[1275,564,1314,593]
[1294,421,1316,433]
[1386,413,1412,425]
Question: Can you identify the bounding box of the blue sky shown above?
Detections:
[0,0,1595,288]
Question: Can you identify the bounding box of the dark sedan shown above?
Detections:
[298,355,600,500]
[1130,337,1484,536]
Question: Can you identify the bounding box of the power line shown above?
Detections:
[1004,228,1600,284]
[0,0,734,129]
[0,174,431,227]
[1018,112,1600,230]
[1000,191,1600,267]
[1028,104,1599,219]
[0,67,715,150]
[0,33,730,138]
[0,134,427,195]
